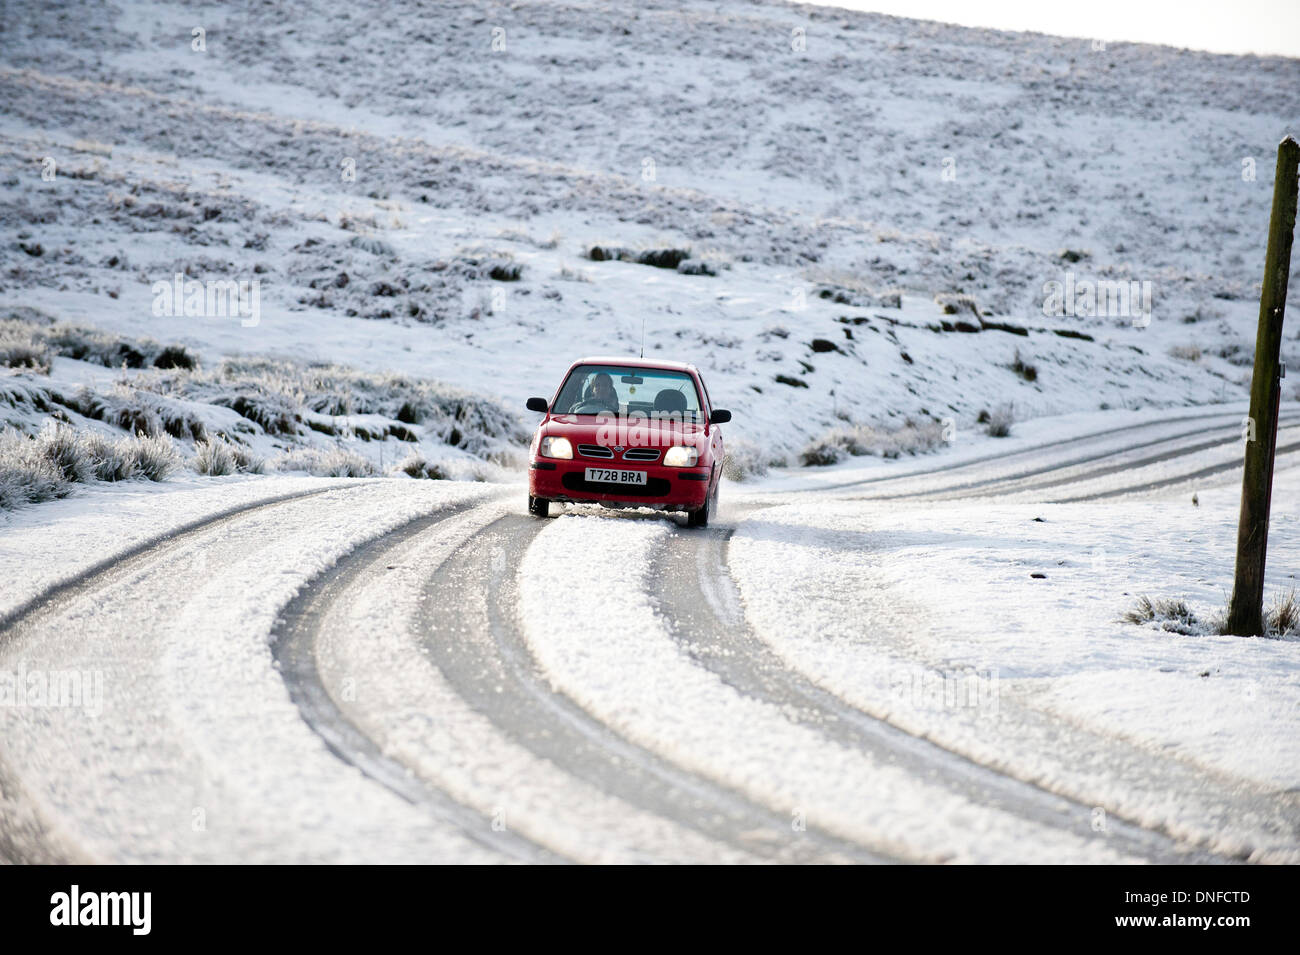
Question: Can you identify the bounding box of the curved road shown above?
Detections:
[1,407,1297,863]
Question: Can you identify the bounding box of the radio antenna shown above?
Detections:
[640,315,645,358]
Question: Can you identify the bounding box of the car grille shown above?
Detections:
[577,444,614,458]
[621,448,661,462]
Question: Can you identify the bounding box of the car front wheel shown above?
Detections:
[686,479,716,528]
[528,495,550,518]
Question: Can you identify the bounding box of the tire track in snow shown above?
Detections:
[0,483,514,863]
[651,512,1229,864]
[415,513,883,864]
[907,424,1300,503]
[872,422,1252,501]
[519,515,1146,863]
[270,504,561,864]
[0,483,350,633]
[1047,436,1300,503]
[721,504,1300,860]
[837,412,1300,503]
[0,483,351,864]
[792,408,1270,495]
[696,411,1300,858]
[297,501,764,863]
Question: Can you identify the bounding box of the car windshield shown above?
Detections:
[553,365,702,421]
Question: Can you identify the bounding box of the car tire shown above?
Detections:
[687,479,715,528]
[528,495,550,518]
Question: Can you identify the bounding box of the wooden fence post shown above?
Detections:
[1225,136,1299,636]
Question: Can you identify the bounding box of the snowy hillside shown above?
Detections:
[2,0,1298,472]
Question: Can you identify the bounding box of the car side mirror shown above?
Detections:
[709,409,731,424]
[526,397,549,413]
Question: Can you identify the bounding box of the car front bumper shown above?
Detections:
[529,459,711,510]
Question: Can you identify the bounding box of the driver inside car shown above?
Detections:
[588,372,619,413]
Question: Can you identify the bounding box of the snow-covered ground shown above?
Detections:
[731,453,1300,861]
[1,0,1297,864]
[1,405,1297,862]
[3,0,1298,466]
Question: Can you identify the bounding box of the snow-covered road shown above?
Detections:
[1,407,1298,863]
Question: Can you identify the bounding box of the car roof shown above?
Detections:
[570,356,699,374]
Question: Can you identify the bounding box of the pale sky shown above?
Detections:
[807,0,1300,58]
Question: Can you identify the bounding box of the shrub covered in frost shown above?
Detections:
[984,404,1015,438]
[38,424,96,483]
[178,358,527,458]
[1122,596,1208,636]
[799,419,944,467]
[193,437,264,476]
[0,320,53,374]
[1,314,528,496]
[0,426,182,509]
[128,433,183,481]
[66,382,209,442]
[396,452,450,480]
[272,447,374,477]
[7,316,201,371]
[0,429,70,509]
[81,432,139,482]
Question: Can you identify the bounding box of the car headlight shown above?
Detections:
[663,446,698,467]
[539,436,573,459]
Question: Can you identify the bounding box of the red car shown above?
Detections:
[526,357,730,527]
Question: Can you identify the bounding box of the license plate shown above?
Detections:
[584,467,647,485]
